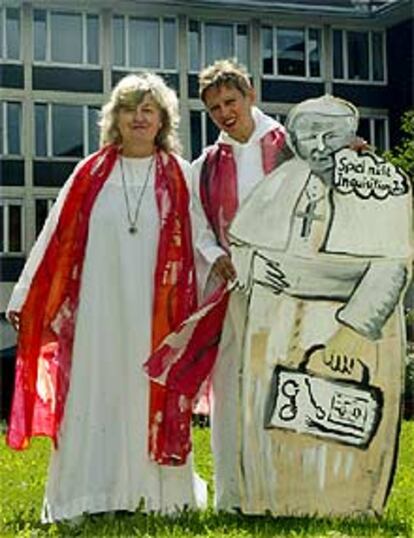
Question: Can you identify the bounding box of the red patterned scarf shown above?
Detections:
[7,145,196,453]
[200,127,286,250]
[145,125,286,465]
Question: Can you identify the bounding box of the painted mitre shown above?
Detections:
[285,94,359,153]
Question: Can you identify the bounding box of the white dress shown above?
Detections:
[7,155,207,523]
[191,108,284,511]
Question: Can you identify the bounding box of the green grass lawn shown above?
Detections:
[0,422,413,537]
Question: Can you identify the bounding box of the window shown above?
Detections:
[112,15,177,70]
[35,198,56,237]
[0,8,20,60]
[358,117,388,152]
[190,110,219,160]
[332,29,386,82]
[33,10,100,65]
[34,103,100,158]
[188,21,249,71]
[0,200,23,254]
[265,112,287,125]
[261,26,322,78]
[0,102,22,156]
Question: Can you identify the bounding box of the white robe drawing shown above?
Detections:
[227,150,412,516]
[7,155,207,523]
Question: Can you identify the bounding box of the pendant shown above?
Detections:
[129,225,138,234]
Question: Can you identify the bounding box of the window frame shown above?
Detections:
[188,19,250,73]
[32,9,101,67]
[0,198,24,255]
[112,14,178,71]
[0,100,23,156]
[34,102,101,160]
[34,195,57,237]
[189,109,221,160]
[0,7,21,62]
[261,25,324,81]
[332,28,387,85]
[359,115,389,152]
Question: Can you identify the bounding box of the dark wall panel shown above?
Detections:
[261,80,325,103]
[387,19,414,147]
[0,345,16,422]
[112,71,179,95]
[33,67,103,93]
[33,160,79,187]
[0,256,25,282]
[188,74,199,99]
[0,160,24,186]
[0,64,24,88]
[333,83,389,109]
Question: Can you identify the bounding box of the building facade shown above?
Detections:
[0,0,413,313]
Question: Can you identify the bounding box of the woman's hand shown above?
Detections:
[8,311,21,332]
[211,254,237,283]
[350,136,371,152]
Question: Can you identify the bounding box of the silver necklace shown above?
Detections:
[119,155,154,234]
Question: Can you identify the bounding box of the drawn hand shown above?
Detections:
[263,258,290,295]
[324,325,374,381]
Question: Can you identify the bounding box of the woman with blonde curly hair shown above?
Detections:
[6,72,206,523]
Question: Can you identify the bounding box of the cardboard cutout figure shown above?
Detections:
[228,95,413,516]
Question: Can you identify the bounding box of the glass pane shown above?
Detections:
[35,199,49,237]
[206,113,219,145]
[129,18,159,68]
[0,104,3,154]
[0,10,3,59]
[51,12,82,64]
[205,23,233,66]
[188,20,200,72]
[163,18,177,69]
[0,206,3,252]
[6,8,20,60]
[7,102,21,155]
[236,24,249,68]
[190,111,202,161]
[88,106,100,153]
[52,104,83,157]
[372,32,384,81]
[277,27,305,77]
[347,31,369,80]
[9,204,22,252]
[333,30,344,79]
[113,15,125,66]
[87,15,99,64]
[262,27,273,75]
[33,9,47,61]
[358,118,370,141]
[35,103,48,156]
[308,28,321,77]
[374,118,386,152]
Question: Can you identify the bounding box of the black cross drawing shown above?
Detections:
[295,201,324,238]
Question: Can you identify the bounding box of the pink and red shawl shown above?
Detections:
[7,145,197,454]
[145,126,286,465]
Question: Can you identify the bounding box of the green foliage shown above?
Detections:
[384,110,414,177]
[0,425,413,537]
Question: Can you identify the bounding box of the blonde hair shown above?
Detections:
[99,72,181,154]
[199,58,252,103]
